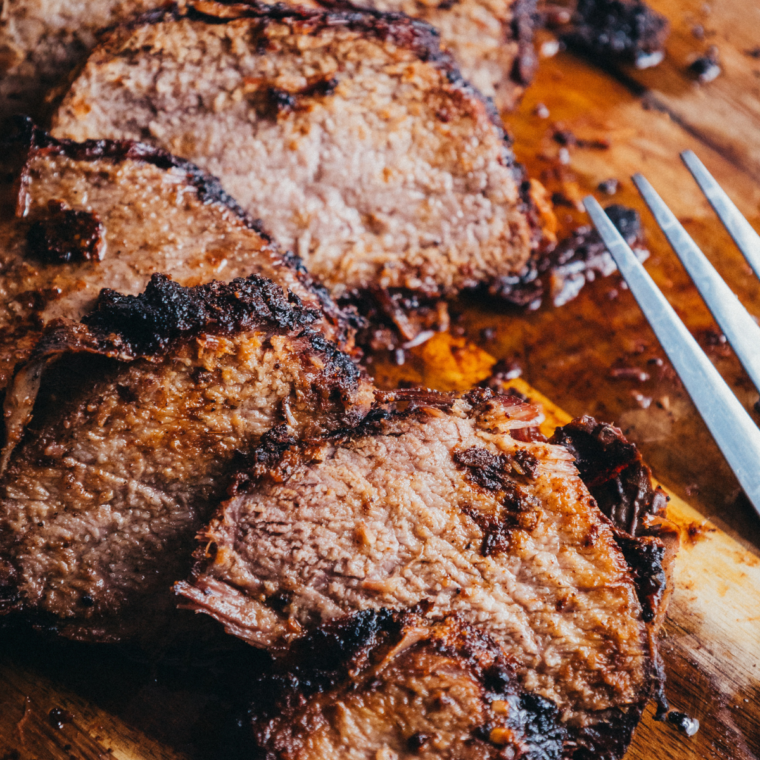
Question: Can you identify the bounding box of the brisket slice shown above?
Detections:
[250,609,567,760]
[262,0,538,111]
[0,274,373,643]
[51,2,541,300]
[0,0,168,124]
[177,388,666,755]
[0,118,348,403]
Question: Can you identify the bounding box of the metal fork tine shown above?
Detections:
[583,196,760,518]
[632,173,760,396]
[680,150,760,280]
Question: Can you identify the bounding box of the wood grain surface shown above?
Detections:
[2,0,760,758]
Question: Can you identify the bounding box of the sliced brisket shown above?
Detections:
[178,389,665,754]
[0,274,373,643]
[0,119,347,399]
[250,609,567,759]
[51,2,540,300]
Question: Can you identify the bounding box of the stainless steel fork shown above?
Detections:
[583,152,760,517]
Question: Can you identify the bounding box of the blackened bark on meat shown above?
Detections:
[562,0,669,68]
[27,201,106,264]
[84,273,320,355]
[613,533,666,623]
[549,415,666,536]
[550,415,673,626]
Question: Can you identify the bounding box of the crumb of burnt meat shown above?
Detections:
[598,178,619,194]
[667,710,700,736]
[745,47,760,59]
[48,708,73,730]
[27,200,105,264]
[689,47,721,82]
[553,128,610,149]
[83,273,320,355]
[562,0,669,68]
[605,204,641,240]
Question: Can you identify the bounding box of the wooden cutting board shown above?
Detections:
[2,0,760,757]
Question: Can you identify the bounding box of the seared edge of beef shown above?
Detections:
[249,609,567,760]
[549,415,679,625]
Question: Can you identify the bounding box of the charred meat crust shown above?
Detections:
[26,201,106,264]
[249,609,567,760]
[549,415,667,536]
[550,415,677,631]
[2,273,362,464]
[83,273,320,356]
[7,116,265,233]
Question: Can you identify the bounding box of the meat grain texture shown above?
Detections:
[179,390,671,755]
[265,0,539,110]
[51,2,539,300]
[0,274,373,643]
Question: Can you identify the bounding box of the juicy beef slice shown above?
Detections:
[0,274,373,643]
[0,0,169,124]
[178,389,667,754]
[262,0,538,111]
[50,2,541,301]
[249,609,567,760]
[0,119,348,400]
